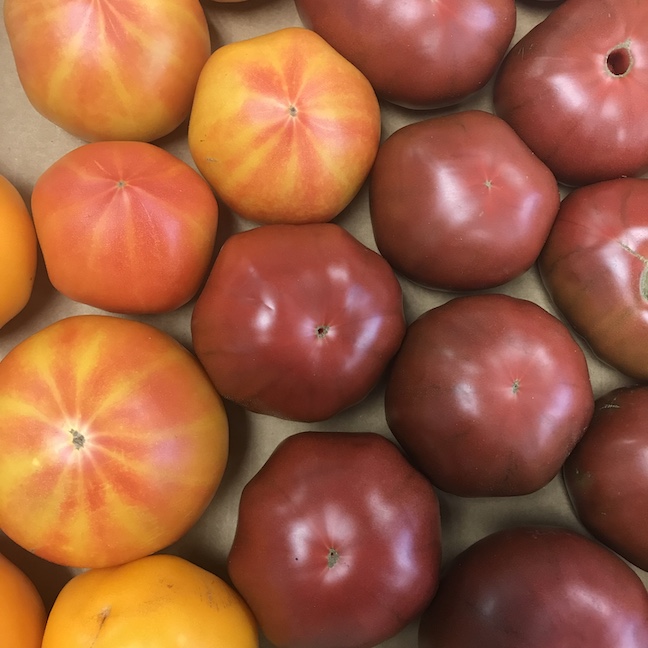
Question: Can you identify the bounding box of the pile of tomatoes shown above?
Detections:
[1,1,648,647]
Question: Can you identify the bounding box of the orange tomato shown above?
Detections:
[0,175,37,329]
[0,551,47,648]
[42,554,258,648]
[0,315,229,569]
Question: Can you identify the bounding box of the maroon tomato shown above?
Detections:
[294,0,516,109]
[191,223,405,422]
[228,431,442,648]
[494,0,648,186]
[538,177,648,380]
[385,294,594,497]
[369,110,560,291]
[564,386,648,572]
[419,526,648,648]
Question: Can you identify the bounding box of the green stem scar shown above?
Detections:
[327,548,339,568]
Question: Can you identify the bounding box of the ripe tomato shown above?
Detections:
[3,0,211,142]
[0,315,229,569]
[42,554,258,648]
[0,175,37,329]
[0,552,47,648]
[31,141,219,314]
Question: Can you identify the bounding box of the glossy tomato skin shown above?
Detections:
[4,0,210,142]
[295,0,516,109]
[369,110,560,291]
[31,141,219,314]
[191,223,406,422]
[385,294,594,497]
[0,315,229,569]
[228,431,442,648]
[494,0,648,186]
[564,386,648,571]
[538,178,648,380]
[419,526,648,648]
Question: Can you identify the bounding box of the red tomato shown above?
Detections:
[191,223,405,422]
[0,315,229,569]
[494,0,648,186]
[564,386,648,572]
[31,141,219,315]
[228,431,441,648]
[294,0,516,109]
[419,526,648,648]
[3,0,211,142]
[538,177,648,380]
[385,294,594,497]
[369,110,560,291]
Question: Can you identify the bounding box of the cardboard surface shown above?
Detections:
[0,1,645,645]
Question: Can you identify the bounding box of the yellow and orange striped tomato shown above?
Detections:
[0,315,229,569]
[3,0,211,142]
[188,27,381,224]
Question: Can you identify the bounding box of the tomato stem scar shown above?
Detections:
[316,325,329,338]
[512,379,520,394]
[69,429,85,450]
[327,548,339,568]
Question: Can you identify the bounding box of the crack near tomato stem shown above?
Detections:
[89,607,111,648]
[619,240,648,265]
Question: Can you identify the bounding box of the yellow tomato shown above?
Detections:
[0,552,47,648]
[0,175,37,329]
[42,554,259,648]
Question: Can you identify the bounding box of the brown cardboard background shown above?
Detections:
[0,1,645,645]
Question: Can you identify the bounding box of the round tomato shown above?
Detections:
[494,0,648,186]
[42,554,258,648]
[0,552,47,648]
[191,223,405,422]
[419,526,648,648]
[188,27,380,224]
[0,315,229,569]
[369,110,560,291]
[31,141,219,314]
[228,431,441,648]
[538,177,648,380]
[0,175,37,329]
[385,294,594,497]
[295,0,516,109]
[4,0,211,142]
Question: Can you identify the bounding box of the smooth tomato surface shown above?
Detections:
[188,27,381,224]
[0,315,229,569]
[31,141,219,314]
[42,554,258,648]
[4,0,211,141]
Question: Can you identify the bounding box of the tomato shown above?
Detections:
[0,315,229,569]
[494,0,648,186]
[42,554,258,648]
[31,141,219,314]
[0,552,47,648]
[191,223,405,422]
[3,0,211,142]
[228,431,441,648]
[188,27,381,224]
[369,110,560,291]
[294,0,516,109]
[564,386,648,572]
[538,177,648,380]
[385,294,594,497]
[419,526,648,647]
[0,175,37,329]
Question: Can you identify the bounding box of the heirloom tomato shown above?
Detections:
[42,554,258,648]
[0,315,229,569]
[31,141,219,314]
[3,0,211,142]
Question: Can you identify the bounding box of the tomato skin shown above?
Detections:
[41,554,258,648]
[228,431,441,648]
[494,0,648,186]
[4,0,211,142]
[385,294,594,497]
[0,315,229,569]
[31,141,219,314]
[0,552,47,648]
